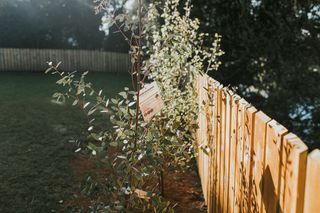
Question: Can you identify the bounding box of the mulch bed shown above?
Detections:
[61,154,206,212]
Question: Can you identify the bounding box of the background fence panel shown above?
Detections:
[0,48,129,73]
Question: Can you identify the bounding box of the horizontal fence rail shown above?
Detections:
[0,48,130,73]
[196,74,320,213]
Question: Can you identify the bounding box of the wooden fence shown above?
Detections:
[196,74,320,213]
[0,48,130,73]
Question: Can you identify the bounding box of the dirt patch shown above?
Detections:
[63,154,206,212]
[163,170,206,212]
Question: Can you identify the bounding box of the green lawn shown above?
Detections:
[0,72,130,213]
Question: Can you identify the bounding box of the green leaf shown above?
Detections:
[45,67,52,74]
[111,98,118,104]
[88,108,96,116]
[114,205,124,211]
[118,91,127,99]
[83,102,90,109]
[72,100,78,106]
[55,61,62,69]
[87,143,97,151]
[90,133,100,141]
[109,142,118,147]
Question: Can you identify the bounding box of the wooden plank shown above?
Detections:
[13,48,17,70]
[195,74,205,196]
[262,120,288,213]
[209,80,221,213]
[303,149,320,213]
[207,79,220,213]
[215,84,223,213]
[234,98,248,213]
[227,96,239,213]
[280,133,308,213]
[202,76,207,202]
[19,49,24,71]
[219,89,227,212]
[203,76,211,204]
[35,49,39,71]
[30,48,34,71]
[205,78,212,212]
[197,75,209,202]
[204,76,212,204]
[0,49,4,71]
[203,76,209,203]
[242,105,258,212]
[4,49,8,71]
[223,89,233,213]
[4,49,9,71]
[21,49,24,71]
[7,48,12,71]
[250,111,271,213]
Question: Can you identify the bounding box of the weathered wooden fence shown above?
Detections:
[196,74,320,213]
[0,48,130,72]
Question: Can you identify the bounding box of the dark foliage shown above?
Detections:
[190,0,320,149]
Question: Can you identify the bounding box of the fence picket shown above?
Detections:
[281,133,308,213]
[242,106,257,212]
[303,149,320,213]
[262,120,288,213]
[250,111,271,213]
[222,90,232,213]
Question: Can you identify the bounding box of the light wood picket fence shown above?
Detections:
[0,48,130,73]
[196,74,320,213]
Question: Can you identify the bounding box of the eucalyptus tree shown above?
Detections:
[46,0,223,211]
